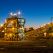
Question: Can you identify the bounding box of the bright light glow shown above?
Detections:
[11,21,14,23]
[5,33,7,35]
[18,11,21,15]
[18,33,25,39]
[12,27,14,30]
[5,28,6,30]
[10,12,13,15]
[10,34,12,36]
[0,24,3,27]
[44,32,47,37]
[10,12,18,16]
[10,11,21,16]
[41,24,45,27]
[48,23,50,24]
[9,33,12,37]
[13,13,17,16]
[41,24,46,27]
[2,30,4,32]
[43,24,46,26]
[18,33,23,39]
[49,33,53,36]
[51,33,53,36]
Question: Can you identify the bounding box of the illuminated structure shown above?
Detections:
[3,12,25,41]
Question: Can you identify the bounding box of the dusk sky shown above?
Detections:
[0,0,53,27]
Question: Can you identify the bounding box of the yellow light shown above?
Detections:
[12,27,14,30]
[49,33,53,36]
[0,24,3,27]
[44,32,47,37]
[5,28,6,30]
[9,33,12,37]
[5,33,7,35]
[11,21,14,23]
[2,30,4,32]
[10,34,12,36]
[51,33,53,36]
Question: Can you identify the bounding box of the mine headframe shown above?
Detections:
[3,14,25,41]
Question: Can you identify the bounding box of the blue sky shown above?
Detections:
[0,0,53,27]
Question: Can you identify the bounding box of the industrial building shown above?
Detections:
[0,12,25,41]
